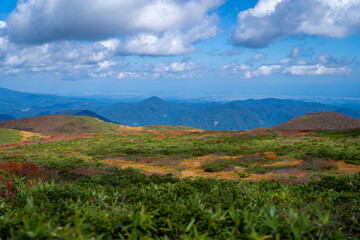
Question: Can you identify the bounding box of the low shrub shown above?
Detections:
[299,158,337,171]
[0,161,41,178]
[237,171,250,178]
[245,165,295,174]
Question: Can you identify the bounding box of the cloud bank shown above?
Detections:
[231,0,360,48]
[7,0,224,55]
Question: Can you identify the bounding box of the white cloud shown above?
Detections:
[278,58,291,65]
[0,21,8,40]
[246,53,267,62]
[231,0,360,48]
[97,61,116,71]
[99,39,120,52]
[121,15,219,55]
[0,21,6,29]
[0,37,10,54]
[154,62,197,73]
[0,39,124,79]
[221,64,281,78]
[221,64,250,74]
[283,64,351,75]
[221,63,252,78]
[249,65,281,77]
[7,0,224,55]
[117,71,141,79]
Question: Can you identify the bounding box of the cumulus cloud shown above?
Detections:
[220,63,281,78]
[283,64,351,75]
[154,62,197,73]
[231,0,360,48]
[7,0,223,55]
[221,64,250,74]
[0,21,7,35]
[250,64,281,77]
[117,71,141,79]
[0,39,124,77]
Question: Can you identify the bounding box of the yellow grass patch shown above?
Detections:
[336,161,360,174]
[104,154,360,182]
[118,125,143,131]
[262,159,302,167]
[20,131,45,141]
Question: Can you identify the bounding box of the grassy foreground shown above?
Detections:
[0,128,359,239]
[0,129,22,145]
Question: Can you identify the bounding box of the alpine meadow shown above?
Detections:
[1,0,360,239]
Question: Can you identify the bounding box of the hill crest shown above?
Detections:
[0,115,121,135]
[271,112,360,131]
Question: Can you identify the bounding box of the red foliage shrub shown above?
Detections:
[0,161,41,178]
[297,129,312,133]
[284,131,294,135]
[0,161,22,175]
[20,162,40,178]
[153,136,166,139]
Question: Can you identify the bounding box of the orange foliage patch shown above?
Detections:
[0,161,22,176]
[284,131,294,135]
[153,136,167,139]
[264,152,278,161]
[0,161,41,178]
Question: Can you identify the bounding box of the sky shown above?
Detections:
[0,0,360,100]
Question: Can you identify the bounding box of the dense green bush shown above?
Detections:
[0,169,359,239]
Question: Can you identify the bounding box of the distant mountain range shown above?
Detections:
[94,96,360,130]
[0,87,104,119]
[1,87,360,130]
[0,114,15,122]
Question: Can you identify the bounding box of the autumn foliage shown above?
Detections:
[0,161,41,178]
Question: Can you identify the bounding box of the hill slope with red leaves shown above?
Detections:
[271,112,360,131]
[0,115,121,135]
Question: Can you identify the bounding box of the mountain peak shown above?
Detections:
[143,96,167,103]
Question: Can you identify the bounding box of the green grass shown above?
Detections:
[0,128,22,145]
[55,116,121,133]
[0,169,359,239]
[142,125,202,131]
[1,129,359,168]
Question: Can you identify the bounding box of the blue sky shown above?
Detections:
[0,0,359,100]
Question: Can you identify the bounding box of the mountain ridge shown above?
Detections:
[95,97,360,130]
[1,87,360,130]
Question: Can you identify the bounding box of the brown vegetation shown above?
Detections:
[271,112,360,130]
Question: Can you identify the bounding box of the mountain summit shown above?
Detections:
[142,96,168,104]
